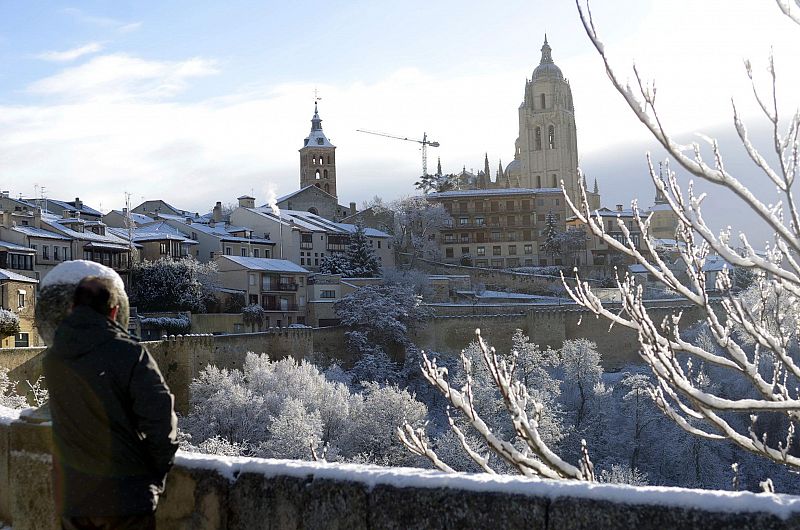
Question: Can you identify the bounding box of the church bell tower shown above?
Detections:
[299,102,337,197]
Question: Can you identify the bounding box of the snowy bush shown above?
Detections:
[184,354,429,466]
[0,368,27,409]
[129,258,218,313]
[0,309,20,339]
[139,315,191,336]
[241,303,266,331]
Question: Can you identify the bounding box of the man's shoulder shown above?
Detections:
[106,332,148,361]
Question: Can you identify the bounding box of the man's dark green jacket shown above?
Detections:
[43,305,178,516]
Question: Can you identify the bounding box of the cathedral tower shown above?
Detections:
[507,37,580,204]
[299,102,337,197]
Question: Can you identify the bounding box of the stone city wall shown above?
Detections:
[4,408,800,530]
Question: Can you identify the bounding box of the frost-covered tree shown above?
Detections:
[242,303,267,331]
[556,227,588,265]
[129,257,218,313]
[541,210,561,258]
[389,196,450,262]
[318,254,350,276]
[1,368,28,409]
[343,223,382,278]
[562,0,800,470]
[558,339,603,430]
[184,354,429,466]
[0,309,20,340]
[335,284,432,381]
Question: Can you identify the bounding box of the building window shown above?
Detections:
[225,247,232,255]
[18,291,25,308]
[492,246,501,256]
[490,202,499,212]
[459,202,468,213]
[54,246,60,261]
[241,247,247,257]
[548,125,555,149]
[540,93,546,109]
[507,215,515,227]
[477,246,485,256]
[253,248,260,257]
[491,259,503,268]
[460,233,469,243]
[445,248,454,258]
[490,231,501,242]
[377,241,381,249]
[459,217,468,226]
[321,290,336,299]
[509,245,517,255]
[444,234,455,243]
[461,247,469,255]
[249,273,256,286]
[315,170,321,179]
[524,244,533,255]
[535,127,542,150]
[507,232,517,242]
[475,202,484,212]
[475,217,485,226]
[160,242,168,255]
[42,245,49,260]
[15,333,29,348]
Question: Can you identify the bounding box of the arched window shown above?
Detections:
[308,207,318,215]
[540,93,546,109]
[536,175,541,188]
[323,169,328,179]
[552,174,557,187]
[535,127,542,151]
[315,170,321,180]
[324,183,330,193]
[327,155,331,164]
[548,125,555,149]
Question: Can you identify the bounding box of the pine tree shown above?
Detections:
[344,223,382,278]
[542,210,561,257]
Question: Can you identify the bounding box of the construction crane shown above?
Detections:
[356,129,440,176]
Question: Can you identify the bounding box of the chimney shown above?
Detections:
[208,218,216,227]
[1,211,10,227]
[212,202,222,222]
[122,207,128,214]
[185,217,193,225]
[349,202,357,216]
[616,204,623,212]
[238,195,255,208]
[34,207,42,229]
[74,197,83,210]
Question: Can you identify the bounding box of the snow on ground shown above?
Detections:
[0,405,21,425]
[40,260,124,290]
[175,451,800,519]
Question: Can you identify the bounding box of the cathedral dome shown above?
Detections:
[505,159,521,176]
[532,35,563,81]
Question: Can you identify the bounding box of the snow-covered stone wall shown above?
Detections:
[5,409,800,530]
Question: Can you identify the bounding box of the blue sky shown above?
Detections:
[1,0,798,242]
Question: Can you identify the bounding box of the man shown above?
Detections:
[43,276,178,530]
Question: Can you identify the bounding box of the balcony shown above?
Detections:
[261,303,300,312]
[276,282,299,292]
[326,244,347,252]
[300,242,313,249]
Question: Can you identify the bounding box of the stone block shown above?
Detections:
[368,485,548,529]
[301,478,368,530]
[157,465,229,530]
[548,496,800,530]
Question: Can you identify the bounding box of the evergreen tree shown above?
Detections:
[542,210,561,257]
[344,223,382,278]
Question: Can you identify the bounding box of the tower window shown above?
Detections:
[315,170,321,179]
[327,156,331,164]
[552,174,558,187]
[536,175,541,188]
[535,127,542,151]
[317,138,324,145]
[323,169,328,179]
[325,183,330,193]
[540,93,546,109]
[548,125,555,149]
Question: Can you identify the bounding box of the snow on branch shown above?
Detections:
[400,329,595,481]
[566,0,800,470]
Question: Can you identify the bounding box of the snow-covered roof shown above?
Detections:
[0,268,37,283]
[0,239,34,252]
[24,198,102,217]
[274,185,338,204]
[107,224,197,244]
[218,255,308,273]
[107,210,156,226]
[428,187,563,199]
[42,216,131,246]
[246,207,390,238]
[592,207,636,218]
[12,225,72,241]
[180,220,273,244]
[648,203,674,212]
[702,255,730,273]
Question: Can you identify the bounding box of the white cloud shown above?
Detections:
[27,54,219,101]
[61,7,141,33]
[37,42,104,62]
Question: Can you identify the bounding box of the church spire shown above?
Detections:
[497,159,504,180]
[540,34,553,65]
[593,177,599,194]
[484,153,490,179]
[437,157,442,176]
[311,101,322,131]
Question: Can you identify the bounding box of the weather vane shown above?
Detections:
[314,87,322,102]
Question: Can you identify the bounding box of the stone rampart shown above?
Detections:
[4,407,800,530]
